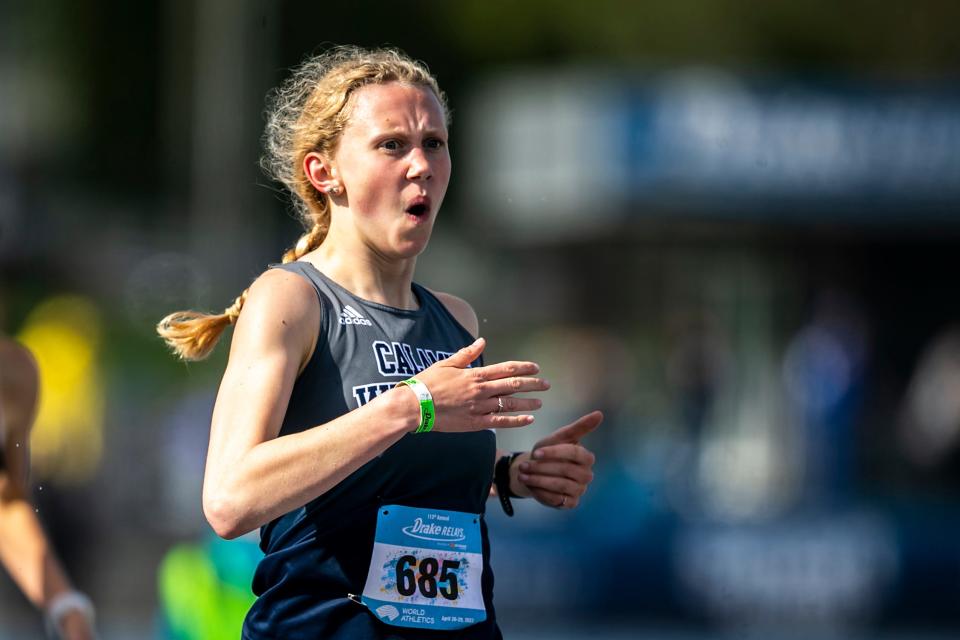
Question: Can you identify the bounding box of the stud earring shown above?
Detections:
[326,185,341,196]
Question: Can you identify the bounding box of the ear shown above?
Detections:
[304,152,341,195]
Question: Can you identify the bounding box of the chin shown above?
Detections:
[393,231,434,259]
[396,243,430,260]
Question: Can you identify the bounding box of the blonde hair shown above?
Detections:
[158,45,448,361]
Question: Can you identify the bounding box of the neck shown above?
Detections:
[305,226,419,310]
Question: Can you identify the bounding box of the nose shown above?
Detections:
[406,148,433,181]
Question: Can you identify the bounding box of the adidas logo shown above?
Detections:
[339,304,372,326]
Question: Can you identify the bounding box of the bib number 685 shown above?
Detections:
[396,555,460,600]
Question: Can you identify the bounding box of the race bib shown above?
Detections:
[360,504,486,630]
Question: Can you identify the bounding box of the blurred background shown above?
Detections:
[2,1,960,638]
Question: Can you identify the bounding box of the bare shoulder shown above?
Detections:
[245,267,319,314]
[229,267,321,369]
[429,290,479,338]
[0,336,40,435]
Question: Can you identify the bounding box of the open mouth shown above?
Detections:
[405,196,431,218]
[406,203,428,217]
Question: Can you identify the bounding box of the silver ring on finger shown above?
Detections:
[496,397,505,413]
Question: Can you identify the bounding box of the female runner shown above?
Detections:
[158,46,601,639]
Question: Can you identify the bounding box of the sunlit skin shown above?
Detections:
[304,82,451,310]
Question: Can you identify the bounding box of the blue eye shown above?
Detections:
[381,139,402,151]
[424,138,445,150]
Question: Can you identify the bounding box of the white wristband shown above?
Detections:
[45,590,95,638]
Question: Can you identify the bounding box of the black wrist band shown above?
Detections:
[494,452,523,517]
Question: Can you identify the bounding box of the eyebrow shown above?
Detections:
[369,126,448,139]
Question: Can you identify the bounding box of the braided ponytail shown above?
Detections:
[156,291,247,361]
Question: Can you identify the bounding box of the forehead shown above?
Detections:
[344,82,447,133]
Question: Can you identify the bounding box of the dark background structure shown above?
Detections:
[2,1,959,637]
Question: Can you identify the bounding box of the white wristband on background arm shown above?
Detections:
[45,590,95,638]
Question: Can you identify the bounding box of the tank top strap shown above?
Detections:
[268,261,332,321]
[412,284,476,342]
[267,261,336,370]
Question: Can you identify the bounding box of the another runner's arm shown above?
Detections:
[0,339,92,639]
[204,273,544,539]
[0,341,51,607]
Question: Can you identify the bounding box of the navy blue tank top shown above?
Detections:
[242,262,501,640]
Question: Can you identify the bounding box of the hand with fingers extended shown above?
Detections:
[413,337,551,433]
[511,411,603,510]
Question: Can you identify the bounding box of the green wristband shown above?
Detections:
[396,378,436,433]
